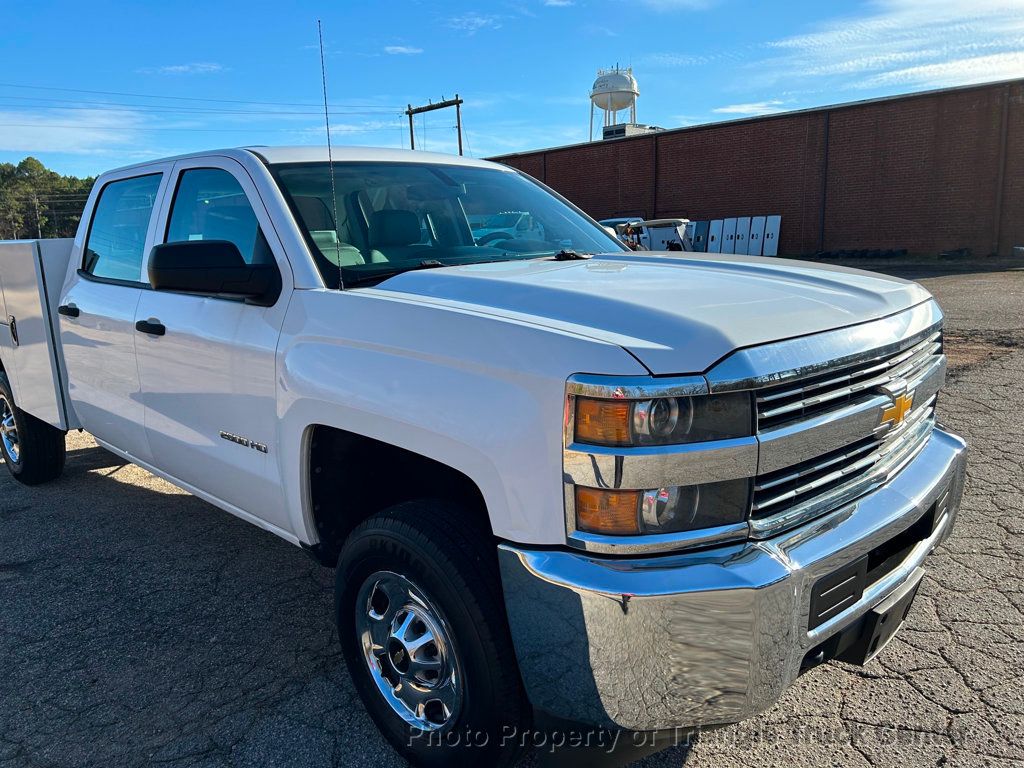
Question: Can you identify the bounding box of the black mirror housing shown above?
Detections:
[148,240,281,306]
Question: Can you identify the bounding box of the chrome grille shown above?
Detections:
[750,329,944,537]
[752,398,935,529]
[756,331,942,431]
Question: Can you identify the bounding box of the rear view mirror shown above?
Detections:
[148,240,280,306]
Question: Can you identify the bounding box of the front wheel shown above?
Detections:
[0,371,66,485]
[336,500,530,767]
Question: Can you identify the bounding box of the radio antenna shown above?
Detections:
[317,19,344,290]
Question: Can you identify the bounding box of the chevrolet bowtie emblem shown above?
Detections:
[881,391,914,428]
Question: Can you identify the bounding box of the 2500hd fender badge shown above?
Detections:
[219,431,269,454]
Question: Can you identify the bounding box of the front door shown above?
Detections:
[59,168,172,462]
[133,158,291,532]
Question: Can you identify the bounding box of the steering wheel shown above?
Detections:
[477,231,511,245]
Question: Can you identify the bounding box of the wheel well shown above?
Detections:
[307,425,491,567]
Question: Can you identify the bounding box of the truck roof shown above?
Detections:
[101,146,506,176]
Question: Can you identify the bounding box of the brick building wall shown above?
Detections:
[490,79,1024,257]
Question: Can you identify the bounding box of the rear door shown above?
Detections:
[58,167,172,461]
[134,157,291,530]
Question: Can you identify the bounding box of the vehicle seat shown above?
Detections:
[311,229,365,267]
[294,194,365,267]
[367,210,427,263]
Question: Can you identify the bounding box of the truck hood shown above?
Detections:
[377,252,933,374]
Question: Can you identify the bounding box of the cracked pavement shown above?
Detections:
[0,265,1022,767]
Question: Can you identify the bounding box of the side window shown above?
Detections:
[83,174,162,282]
[166,168,272,265]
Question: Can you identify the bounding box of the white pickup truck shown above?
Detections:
[0,147,966,766]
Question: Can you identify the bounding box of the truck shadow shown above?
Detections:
[809,258,1023,281]
[0,441,695,768]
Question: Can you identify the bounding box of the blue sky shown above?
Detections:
[2,0,1023,177]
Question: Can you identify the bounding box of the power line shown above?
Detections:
[0,122,392,133]
[0,82,403,109]
[3,192,92,198]
[0,95,401,116]
[2,195,91,201]
[5,198,92,203]
[1,189,94,196]
[5,202,92,206]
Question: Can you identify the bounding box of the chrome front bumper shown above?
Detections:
[499,427,967,732]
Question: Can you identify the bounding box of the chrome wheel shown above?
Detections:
[0,395,19,464]
[356,571,463,731]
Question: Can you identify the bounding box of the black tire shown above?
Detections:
[0,371,66,485]
[336,500,530,768]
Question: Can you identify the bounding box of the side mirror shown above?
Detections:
[148,240,280,306]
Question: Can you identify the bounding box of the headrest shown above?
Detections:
[369,209,420,247]
[293,195,335,232]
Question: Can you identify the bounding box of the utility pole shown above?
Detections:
[405,95,465,155]
[33,196,41,239]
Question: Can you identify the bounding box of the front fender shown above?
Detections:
[276,288,647,546]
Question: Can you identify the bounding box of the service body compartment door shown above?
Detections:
[0,240,74,429]
[693,221,710,252]
[734,217,751,255]
[134,158,290,531]
[748,216,767,257]
[763,215,782,257]
[721,218,737,254]
[707,220,723,253]
[0,248,15,393]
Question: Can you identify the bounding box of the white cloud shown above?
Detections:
[0,109,146,155]
[858,51,1024,88]
[384,45,423,55]
[446,12,502,34]
[641,52,731,68]
[757,0,1024,91]
[138,62,223,75]
[289,119,407,139]
[712,100,787,116]
[544,0,574,6]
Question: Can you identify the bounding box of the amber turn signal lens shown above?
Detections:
[574,397,632,446]
[576,487,641,535]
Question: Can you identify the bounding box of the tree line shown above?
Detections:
[0,157,95,240]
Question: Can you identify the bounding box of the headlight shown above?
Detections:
[574,392,752,447]
[575,479,750,536]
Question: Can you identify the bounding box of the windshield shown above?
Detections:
[270,161,625,287]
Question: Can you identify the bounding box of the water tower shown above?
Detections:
[590,66,639,141]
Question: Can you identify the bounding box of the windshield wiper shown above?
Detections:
[343,259,448,287]
[553,249,593,261]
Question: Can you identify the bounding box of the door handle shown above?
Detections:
[58,304,80,318]
[135,319,166,337]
